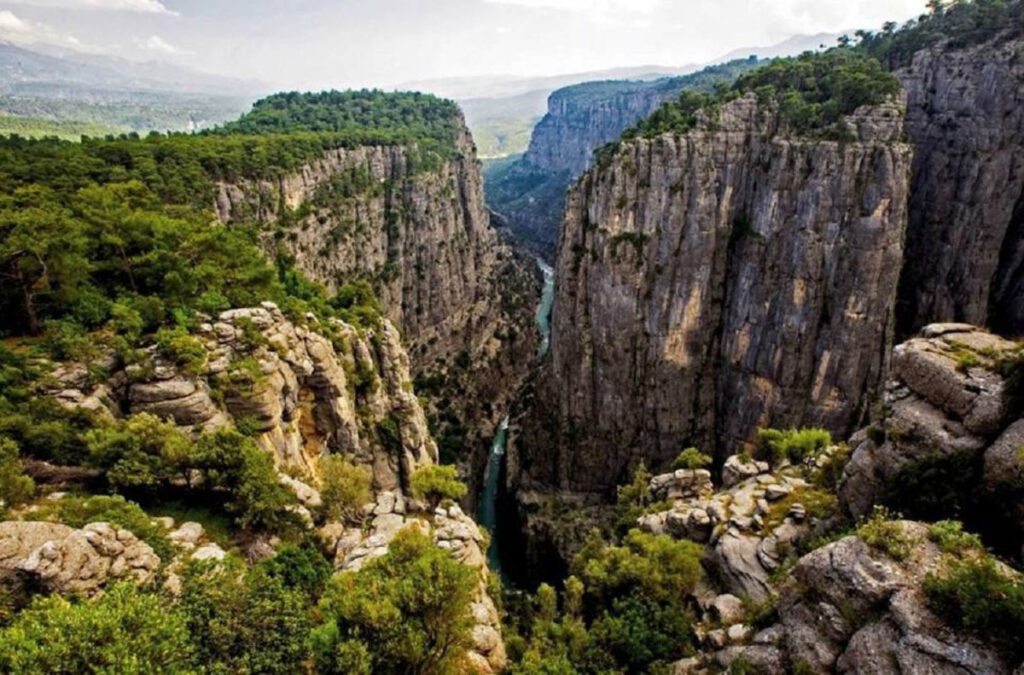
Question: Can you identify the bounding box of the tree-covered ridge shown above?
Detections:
[219,90,463,159]
[618,49,901,145]
[553,57,762,108]
[856,0,1024,70]
[0,88,473,337]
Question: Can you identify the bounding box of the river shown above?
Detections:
[476,257,555,576]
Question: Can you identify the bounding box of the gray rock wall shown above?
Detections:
[895,34,1024,335]
[514,95,912,496]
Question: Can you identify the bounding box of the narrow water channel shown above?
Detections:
[477,257,555,577]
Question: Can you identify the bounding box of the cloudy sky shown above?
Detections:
[0,0,930,89]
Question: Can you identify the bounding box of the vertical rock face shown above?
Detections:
[214,116,540,468]
[895,33,1024,335]
[49,303,437,492]
[485,61,762,257]
[514,95,912,497]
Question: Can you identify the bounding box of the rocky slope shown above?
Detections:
[840,324,1024,549]
[49,303,435,494]
[215,115,540,477]
[699,521,1018,674]
[485,60,761,257]
[895,30,1024,335]
[37,303,508,672]
[511,94,912,514]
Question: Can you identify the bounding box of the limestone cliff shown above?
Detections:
[512,94,912,502]
[894,31,1024,335]
[49,303,436,493]
[214,115,540,475]
[485,60,761,257]
[840,324,1024,551]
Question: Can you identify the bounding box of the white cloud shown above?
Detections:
[138,33,188,54]
[3,0,177,15]
[484,0,662,14]
[0,9,33,34]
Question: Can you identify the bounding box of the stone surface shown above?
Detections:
[512,93,912,505]
[894,32,1024,335]
[49,304,438,493]
[214,117,541,485]
[330,502,506,673]
[0,521,159,598]
[763,522,1013,674]
[486,60,762,256]
[840,325,1021,519]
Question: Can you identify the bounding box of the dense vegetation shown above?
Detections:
[0,91,249,137]
[857,0,1024,69]
[507,529,704,673]
[0,114,122,142]
[619,49,901,145]
[0,89,465,337]
[219,90,462,159]
[0,89,485,672]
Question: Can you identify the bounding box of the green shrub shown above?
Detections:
[670,447,712,471]
[613,462,656,538]
[756,428,831,466]
[0,437,34,511]
[84,413,193,492]
[311,528,476,675]
[925,555,1024,654]
[180,559,312,674]
[928,520,983,555]
[857,507,915,561]
[258,542,332,600]
[319,454,372,523]
[154,327,207,375]
[409,464,467,508]
[0,583,193,673]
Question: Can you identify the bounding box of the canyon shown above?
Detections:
[2,4,1024,672]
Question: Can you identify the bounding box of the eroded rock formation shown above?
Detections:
[213,116,540,473]
[320,492,507,673]
[485,60,761,256]
[0,521,159,599]
[894,31,1024,335]
[49,303,437,492]
[840,324,1023,536]
[512,93,913,513]
[705,522,1015,674]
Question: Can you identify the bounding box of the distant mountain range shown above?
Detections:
[426,32,845,158]
[0,41,264,136]
[0,41,261,97]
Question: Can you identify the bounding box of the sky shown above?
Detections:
[0,0,931,90]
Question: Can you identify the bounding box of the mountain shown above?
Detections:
[0,41,259,96]
[397,64,700,102]
[483,58,763,257]
[712,31,846,62]
[0,41,258,134]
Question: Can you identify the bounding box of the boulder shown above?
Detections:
[0,521,159,598]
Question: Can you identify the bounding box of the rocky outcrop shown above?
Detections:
[712,522,1014,674]
[840,324,1022,522]
[214,115,540,471]
[513,93,912,503]
[49,303,437,492]
[485,60,761,257]
[640,453,842,602]
[320,492,507,674]
[895,31,1024,335]
[0,521,159,599]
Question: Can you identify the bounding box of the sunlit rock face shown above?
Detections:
[513,93,912,499]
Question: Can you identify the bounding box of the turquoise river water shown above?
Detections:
[477,258,554,575]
